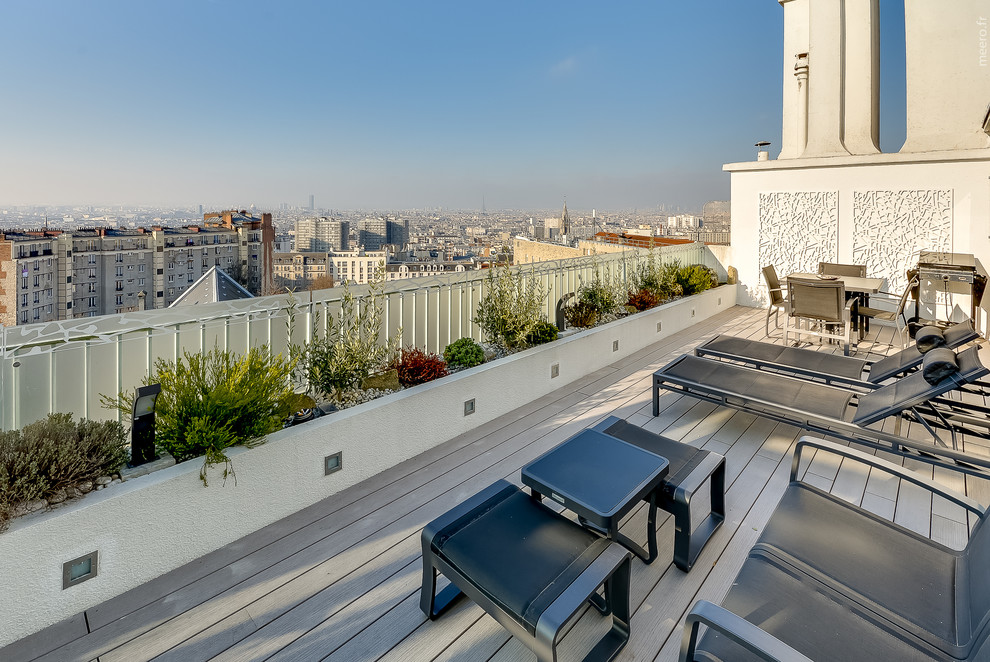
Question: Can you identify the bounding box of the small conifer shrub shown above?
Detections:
[525,321,559,346]
[443,337,485,369]
[676,264,719,296]
[103,345,296,486]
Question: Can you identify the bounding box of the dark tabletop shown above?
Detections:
[522,428,669,523]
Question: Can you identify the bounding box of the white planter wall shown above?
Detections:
[0,284,737,646]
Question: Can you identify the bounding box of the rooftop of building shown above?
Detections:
[0,230,66,241]
[169,266,254,307]
[593,232,700,248]
[5,305,986,662]
[273,252,330,261]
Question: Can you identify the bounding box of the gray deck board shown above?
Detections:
[6,304,990,662]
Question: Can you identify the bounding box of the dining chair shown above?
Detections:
[762,265,787,337]
[855,274,919,348]
[818,262,867,278]
[784,277,861,356]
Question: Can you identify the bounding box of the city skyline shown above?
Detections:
[2,1,908,211]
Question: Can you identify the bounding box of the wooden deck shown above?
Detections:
[6,305,990,662]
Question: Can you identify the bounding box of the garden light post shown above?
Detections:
[130,383,161,466]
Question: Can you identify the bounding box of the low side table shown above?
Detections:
[522,429,669,563]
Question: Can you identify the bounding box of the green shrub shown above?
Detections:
[295,275,400,401]
[0,414,128,531]
[632,253,682,301]
[473,264,549,349]
[443,337,485,369]
[676,264,719,296]
[563,300,598,328]
[577,272,622,317]
[0,429,43,530]
[525,320,559,346]
[104,345,296,486]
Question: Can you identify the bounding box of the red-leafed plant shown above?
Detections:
[627,288,661,311]
[393,347,449,386]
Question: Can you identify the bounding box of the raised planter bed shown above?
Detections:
[0,284,738,648]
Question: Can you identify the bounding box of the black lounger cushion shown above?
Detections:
[659,354,854,420]
[922,348,958,385]
[753,483,960,653]
[696,552,938,662]
[915,326,946,353]
[855,347,988,426]
[868,320,979,383]
[432,486,607,635]
[698,335,867,380]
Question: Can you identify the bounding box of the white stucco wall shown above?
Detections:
[903,0,990,152]
[725,152,990,326]
[0,284,737,647]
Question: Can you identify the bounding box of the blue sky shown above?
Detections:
[0,1,908,211]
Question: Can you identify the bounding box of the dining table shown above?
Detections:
[786,272,886,331]
[786,272,885,295]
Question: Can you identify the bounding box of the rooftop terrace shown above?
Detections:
[5,304,989,662]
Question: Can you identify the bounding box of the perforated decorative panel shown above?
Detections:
[852,190,952,293]
[758,192,838,295]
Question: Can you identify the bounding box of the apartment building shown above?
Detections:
[0,231,66,326]
[271,249,387,290]
[201,210,274,295]
[357,217,409,251]
[295,217,349,252]
[70,228,154,318]
[330,250,387,285]
[0,210,275,325]
[384,261,475,281]
[272,252,333,290]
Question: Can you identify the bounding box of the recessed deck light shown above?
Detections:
[324,452,342,476]
[63,551,98,589]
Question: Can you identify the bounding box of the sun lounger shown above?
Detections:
[695,320,978,388]
[680,437,990,661]
[653,346,990,474]
[421,479,633,662]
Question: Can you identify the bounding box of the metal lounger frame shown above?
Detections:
[653,353,990,478]
[695,321,980,389]
[695,339,871,388]
[680,437,990,662]
[694,336,990,421]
